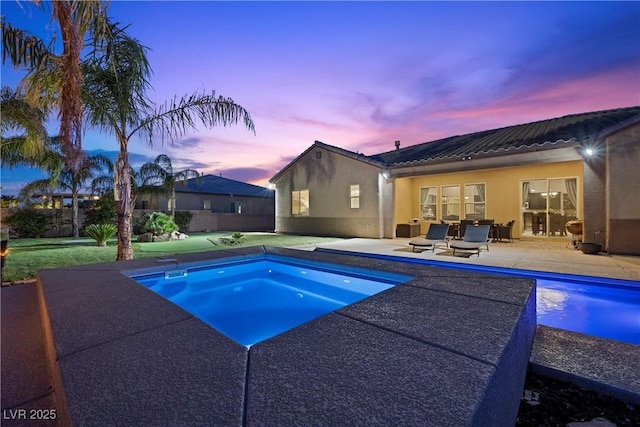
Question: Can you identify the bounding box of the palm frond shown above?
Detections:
[1,18,50,69]
[19,178,57,200]
[82,22,152,146]
[134,91,256,145]
[174,168,201,187]
[0,86,49,158]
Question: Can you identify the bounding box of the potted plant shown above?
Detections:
[580,230,602,255]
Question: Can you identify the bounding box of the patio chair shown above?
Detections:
[409,223,450,252]
[450,225,490,257]
[496,220,515,242]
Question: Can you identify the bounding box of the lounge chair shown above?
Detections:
[450,225,490,256]
[409,224,450,252]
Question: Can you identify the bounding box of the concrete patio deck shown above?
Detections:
[297,236,640,281]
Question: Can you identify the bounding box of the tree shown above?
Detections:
[1,1,110,172]
[82,23,255,260]
[19,148,112,237]
[139,154,200,217]
[0,86,50,166]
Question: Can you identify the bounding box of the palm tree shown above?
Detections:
[138,154,200,217]
[0,86,52,168]
[1,1,110,171]
[82,24,255,260]
[19,149,112,237]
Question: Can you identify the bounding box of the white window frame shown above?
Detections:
[464,183,486,220]
[292,189,309,216]
[441,185,460,221]
[350,184,360,209]
[419,186,437,220]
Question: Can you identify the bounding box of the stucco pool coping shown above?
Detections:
[5,246,536,426]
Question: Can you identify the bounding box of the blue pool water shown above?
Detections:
[315,249,640,345]
[133,256,411,346]
[537,278,640,345]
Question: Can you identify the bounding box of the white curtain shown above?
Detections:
[522,182,530,206]
[475,184,485,202]
[421,188,432,205]
[565,178,577,209]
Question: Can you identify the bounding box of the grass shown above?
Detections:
[1,232,342,282]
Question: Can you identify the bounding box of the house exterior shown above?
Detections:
[270,107,640,255]
[136,174,275,232]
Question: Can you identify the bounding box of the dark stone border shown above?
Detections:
[33,246,535,426]
[530,325,640,405]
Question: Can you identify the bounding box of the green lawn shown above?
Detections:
[1,232,342,282]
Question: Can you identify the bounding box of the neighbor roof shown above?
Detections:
[370,106,640,166]
[177,174,274,198]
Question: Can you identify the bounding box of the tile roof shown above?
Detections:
[177,174,274,198]
[370,106,640,166]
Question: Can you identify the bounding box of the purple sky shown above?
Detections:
[2,1,639,194]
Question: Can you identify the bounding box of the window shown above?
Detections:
[521,178,578,236]
[292,189,309,215]
[441,185,460,220]
[203,200,211,210]
[464,183,486,220]
[230,202,242,214]
[419,187,437,220]
[350,185,360,209]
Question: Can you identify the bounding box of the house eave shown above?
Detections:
[270,140,385,183]
[388,145,583,178]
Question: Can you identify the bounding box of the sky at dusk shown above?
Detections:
[1,1,639,195]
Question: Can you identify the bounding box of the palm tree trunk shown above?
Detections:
[170,188,176,218]
[52,0,84,172]
[72,191,79,237]
[114,150,133,260]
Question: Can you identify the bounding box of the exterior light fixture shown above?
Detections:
[585,148,594,156]
[381,170,390,179]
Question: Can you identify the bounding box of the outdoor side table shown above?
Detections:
[396,223,421,238]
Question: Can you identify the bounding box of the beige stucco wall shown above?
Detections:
[604,122,640,254]
[273,147,384,238]
[394,161,584,238]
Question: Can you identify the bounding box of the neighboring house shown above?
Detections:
[270,106,640,255]
[137,174,275,232]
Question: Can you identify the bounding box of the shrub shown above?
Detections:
[220,232,244,246]
[133,212,149,236]
[85,224,117,247]
[83,194,116,235]
[174,211,193,232]
[141,212,179,236]
[4,209,52,237]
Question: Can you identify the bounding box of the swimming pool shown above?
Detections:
[316,249,640,345]
[537,278,640,345]
[132,256,412,346]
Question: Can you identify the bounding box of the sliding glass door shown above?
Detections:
[521,178,578,237]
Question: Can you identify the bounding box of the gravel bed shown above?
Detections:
[516,371,640,426]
